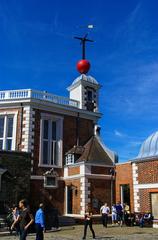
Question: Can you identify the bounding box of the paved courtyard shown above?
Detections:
[1,225,158,240]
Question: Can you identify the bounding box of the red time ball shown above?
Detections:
[76,59,90,74]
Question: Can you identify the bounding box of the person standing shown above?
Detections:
[115,202,123,227]
[124,203,130,226]
[11,199,34,240]
[100,203,110,227]
[82,205,95,240]
[35,203,45,240]
[111,204,117,226]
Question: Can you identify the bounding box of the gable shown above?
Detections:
[77,136,115,165]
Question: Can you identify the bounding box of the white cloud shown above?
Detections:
[114,130,125,138]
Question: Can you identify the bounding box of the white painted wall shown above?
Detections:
[69,84,82,109]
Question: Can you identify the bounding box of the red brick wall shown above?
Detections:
[30,179,65,215]
[89,178,111,213]
[16,108,24,150]
[63,116,93,153]
[91,166,111,175]
[139,188,158,213]
[115,162,134,212]
[30,108,94,214]
[33,109,94,175]
[65,179,81,214]
[68,166,80,175]
[137,159,158,184]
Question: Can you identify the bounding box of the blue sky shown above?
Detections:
[0,0,158,162]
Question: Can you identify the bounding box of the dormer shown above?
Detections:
[65,145,85,165]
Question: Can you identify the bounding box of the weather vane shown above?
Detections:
[74,33,94,59]
[74,26,94,75]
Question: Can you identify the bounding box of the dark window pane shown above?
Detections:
[0,117,4,138]
[52,121,56,140]
[43,141,48,164]
[54,142,57,165]
[7,117,13,137]
[51,141,57,165]
[46,176,56,186]
[6,139,12,150]
[0,140,3,150]
[43,120,49,139]
[87,90,92,101]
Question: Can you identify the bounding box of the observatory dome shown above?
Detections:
[137,131,158,159]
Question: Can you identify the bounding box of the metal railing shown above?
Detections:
[0,89,79,108]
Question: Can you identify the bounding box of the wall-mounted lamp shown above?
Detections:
[70,184,78,195]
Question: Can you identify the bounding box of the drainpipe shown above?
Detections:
[76,112,80,146]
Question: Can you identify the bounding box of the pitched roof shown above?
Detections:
[65,145,85,155]
[75,135,115,165]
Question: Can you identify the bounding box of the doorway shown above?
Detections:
[67,186,73,214]
[121,184,130,206]
[151,193,158,219]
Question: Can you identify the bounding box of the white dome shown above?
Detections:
[72,74,99,86]
[137,131,158,159]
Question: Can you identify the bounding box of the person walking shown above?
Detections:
[12,204,20,235]
[11,199,34,240]
[100,203,110,227]
[35,203,45,240]
[82,205,95,240]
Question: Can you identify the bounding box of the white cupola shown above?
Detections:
[67,74,101,112]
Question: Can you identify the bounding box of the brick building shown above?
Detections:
[0,73,117,217]
[116,131,158,227]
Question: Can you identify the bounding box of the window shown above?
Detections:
[40,114,63,167]
[44,176,57,188]
[87,90,93,101]
[66,154,74,165]
[43,168,58,188]
[0,114,16,151]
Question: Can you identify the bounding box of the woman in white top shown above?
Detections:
[100,203,110,227]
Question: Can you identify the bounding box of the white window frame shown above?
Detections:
[0,111,18,151]
[44,175,58,188]
[39,113,63,168]
[66,154,74,165]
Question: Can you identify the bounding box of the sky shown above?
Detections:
[0,0,158,162]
